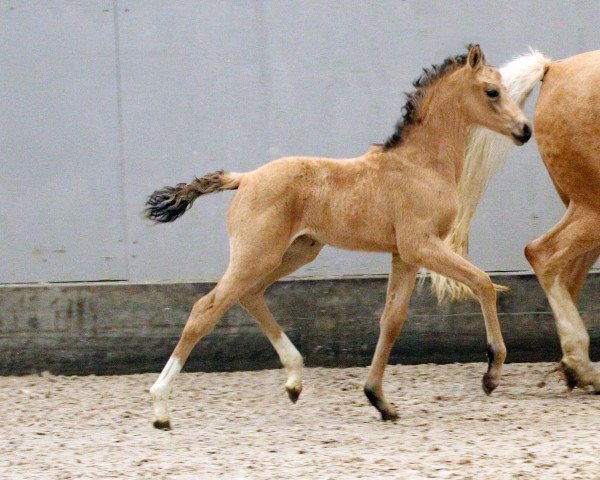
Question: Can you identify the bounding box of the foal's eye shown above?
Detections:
[486,89,499,99]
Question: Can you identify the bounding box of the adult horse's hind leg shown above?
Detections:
[364,254,418,421]
[239,236,323,403]
[150,230,291,430]
[525,205,600,392]
[561,246,600,304]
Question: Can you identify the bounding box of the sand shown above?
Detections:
[1,362,599,479]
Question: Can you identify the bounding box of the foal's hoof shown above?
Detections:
[482,374,499,396]
[380,409,399,422]
[364,385,398,422]
[286,386,302,404]
[153,419,172,431]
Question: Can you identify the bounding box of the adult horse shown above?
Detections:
[432,50,600,392]
[145,44,531,430]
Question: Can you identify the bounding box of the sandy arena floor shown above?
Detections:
[1,362,599,479]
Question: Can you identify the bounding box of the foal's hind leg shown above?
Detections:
[239,236,323,403]
[364,255,418,421]
[150,236,290,429]
[525,206,600,391]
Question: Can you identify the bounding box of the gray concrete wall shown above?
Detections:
[2,1,600,284]
[2,273,599,375]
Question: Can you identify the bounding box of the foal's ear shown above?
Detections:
[467,44,485,69]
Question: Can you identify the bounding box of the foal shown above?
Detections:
[146,44,531,429]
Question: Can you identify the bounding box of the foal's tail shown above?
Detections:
[145,170,243,223]
[429,49,551,303]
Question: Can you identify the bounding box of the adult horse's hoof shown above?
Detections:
[558,360,600,392]
[482,373,498,395]
[559,361,579,390]
[286,386,302,404]
[153,419,172,431]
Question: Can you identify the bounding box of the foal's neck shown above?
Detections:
[385,76,471,183]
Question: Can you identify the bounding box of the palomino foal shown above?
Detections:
[146,45,531,429]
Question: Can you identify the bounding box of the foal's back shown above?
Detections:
[230,153,402,252]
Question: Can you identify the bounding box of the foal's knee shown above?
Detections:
[472,272,496,303]
[380,311,408,339]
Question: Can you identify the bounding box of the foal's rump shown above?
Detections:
[145,154,324,222]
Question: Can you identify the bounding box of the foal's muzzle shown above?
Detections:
[511,123,532,145]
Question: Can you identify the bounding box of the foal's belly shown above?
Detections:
[308,227,398,253]
[301,207,398,253]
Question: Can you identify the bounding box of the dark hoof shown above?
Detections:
[482,374,498,395]
[153,420,172,431]
[286,386,302,404]
[559,361,578,391]
[364,385,398,422]
[380,409,399,422]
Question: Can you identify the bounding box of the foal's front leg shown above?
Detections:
[413,238,507,394]
[364,255,418,421]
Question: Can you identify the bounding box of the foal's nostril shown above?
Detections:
[516,123,532,143]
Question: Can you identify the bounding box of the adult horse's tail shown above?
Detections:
[430,50,551,303]
[145,171,243,223]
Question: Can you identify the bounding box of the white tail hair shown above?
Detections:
[430,49,551,303]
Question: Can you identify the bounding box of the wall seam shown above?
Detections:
[254,2,271,164]
[112,0,130,280]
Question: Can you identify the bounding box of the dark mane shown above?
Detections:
[383,44,474,150]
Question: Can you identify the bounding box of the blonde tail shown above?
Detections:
[430,49,551,303]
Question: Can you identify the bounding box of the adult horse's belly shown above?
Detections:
[534,50,600,207]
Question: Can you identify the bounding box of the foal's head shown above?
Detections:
[459,45,531,145]
[383,44,531,150]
